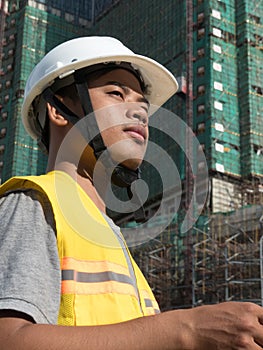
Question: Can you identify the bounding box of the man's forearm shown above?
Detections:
[2,302,263,350]
[0,312,182,350]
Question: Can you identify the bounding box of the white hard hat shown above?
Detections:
[22,36,178,140]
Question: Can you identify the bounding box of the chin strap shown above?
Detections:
[127,175,146,223]
[43,74,146,223]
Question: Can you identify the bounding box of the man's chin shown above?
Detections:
[120,159,143,171]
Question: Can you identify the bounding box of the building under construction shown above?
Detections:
[0,0,262,311]
[0,0,116,180]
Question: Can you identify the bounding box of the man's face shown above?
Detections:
[87,68,149,170]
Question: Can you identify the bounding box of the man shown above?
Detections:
[0,36,263,349]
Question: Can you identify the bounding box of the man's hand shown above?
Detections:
[174,301,263,349]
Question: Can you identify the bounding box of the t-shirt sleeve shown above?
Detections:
[0,189,61,324]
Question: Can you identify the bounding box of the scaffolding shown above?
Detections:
[131,193,263,310]
[193,204,263,305]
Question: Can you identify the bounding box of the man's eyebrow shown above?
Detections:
[106,81,150,106]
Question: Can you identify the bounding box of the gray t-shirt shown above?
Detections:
[0,189,61,324]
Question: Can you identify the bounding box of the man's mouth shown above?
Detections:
[123,125,146,143]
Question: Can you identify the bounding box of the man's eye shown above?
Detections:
[109,90,123,98]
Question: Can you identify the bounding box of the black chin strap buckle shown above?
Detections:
[99,150,147,223]
[111,165,140,188]
[127,182,147,223]
[111,165,146,223]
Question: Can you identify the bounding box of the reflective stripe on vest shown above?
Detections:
[61,257,139,298]
[0,171,160,325]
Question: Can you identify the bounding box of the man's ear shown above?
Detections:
[47,102,68,126]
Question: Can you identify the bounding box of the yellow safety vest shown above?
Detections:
[0,171,159,325]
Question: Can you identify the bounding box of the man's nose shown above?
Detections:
[126,103,148,125]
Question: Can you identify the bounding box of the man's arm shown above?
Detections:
[0,190,61,324]
[1,301,263,350]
